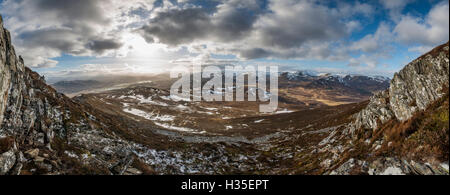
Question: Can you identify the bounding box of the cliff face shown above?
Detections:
[1,15,73,174]
[350,42,449,134]
[325,42,449,175]
[0,15,18,130]
[390,44,449,121]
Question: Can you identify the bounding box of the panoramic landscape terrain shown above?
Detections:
[0,0,449,176]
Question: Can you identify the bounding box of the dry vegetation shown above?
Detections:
[378,91,449,162]
[347,86,449,164]
[0,136,14,153]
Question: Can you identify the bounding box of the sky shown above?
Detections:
[0,0,449,81]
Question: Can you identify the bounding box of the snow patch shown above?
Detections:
[154,122,206,134]
[64,151,78,158]
[440,163,449,172]
[174,104,192,112]
[381,166,404,175]
[122,95,169,106]
[275,109,294,114]
[123,108,175,122]
[166,95,191,102]
[203,107,219,111]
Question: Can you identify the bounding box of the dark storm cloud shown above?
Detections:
[19,28,85,54]
[86,39,124,54]
[139,8,211,45]
[138,0,353,60]
[33,0,109,24]
[238,48,272,59]
[256,8,347,49]
[212,7,261,42]
[139,0,265,46]
[0,0,126,67]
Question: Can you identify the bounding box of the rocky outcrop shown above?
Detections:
[350,42,449,133]
[1,14,64,174]
[390,46,449,121]
[0,15,15,129]
[330,157,449,175]
[319,42,449,175]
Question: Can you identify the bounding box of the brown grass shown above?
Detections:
[131,156,157,175]
[0,136,14,153]
[373,89,449,162]
[418,42,449,60]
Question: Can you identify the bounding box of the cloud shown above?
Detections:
[348,58,361,67]
[233,0,371,60]
[379,0,414,21]
[33,0,110,24]
[347,54,380,69]
[336,1,375,18]
[380,0,411,10]
[139,8,212,45]
[210,0,264,41]
[138,0,367,61]
[86,39,124,54]
[348,0,449,69]
[394,1,449,46]
[0,0,156,68]
[170,53,240,66]
[348,22,396,68]
[19,28,87,54]
[350,23,394,53]
[408,45,434,53]
[1,0,446,76]
[42,62,168,83]
[238,48,272,59]
[139,0,264,46]
[32,58,59,68]
[252,0,347,49]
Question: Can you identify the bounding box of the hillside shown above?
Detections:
[278,72,390,106]
[52,80,103,94]
[52,71,390,108]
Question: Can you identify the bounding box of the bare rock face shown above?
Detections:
[350,42,449,134]
[0,148,16,174]
[389,47,449,121]
[351,90,394,131]
[1,14,51,147]
[0,15,15,129]
[0,14,56,174]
